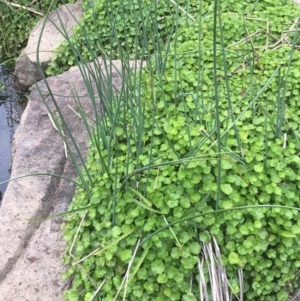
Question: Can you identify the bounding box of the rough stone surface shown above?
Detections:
[13,2,83,91]
[0,59,135,300]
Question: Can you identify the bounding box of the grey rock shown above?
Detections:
[0,58,141,300]
[13,2,83,91]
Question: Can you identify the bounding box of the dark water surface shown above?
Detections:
[0,64,26,202]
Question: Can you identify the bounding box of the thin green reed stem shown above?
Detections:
[241,14,256,114]
[263,108,269,170]
[151,10,181,161]
[143,1,160,195]
[0,172,85,189]
[111,0,152,220]
[170,2,193,153]
[217,10,243,155]
[34,1,93,195]
[292,128,300,148]
[275,16,300,137]
[113,62,140,223]
[53,7,110,178]
[196,5,203,126]
[213,0,221,210]
[275,67,282,138]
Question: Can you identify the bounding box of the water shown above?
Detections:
[0,64,26,203]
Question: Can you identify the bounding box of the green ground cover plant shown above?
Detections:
[0,0,74,61]
[25,0,300,300]
[47,0,300,75]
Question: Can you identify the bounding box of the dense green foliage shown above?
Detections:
[47,0,300,75]
[0,0,74,61]
[57,0,300,300]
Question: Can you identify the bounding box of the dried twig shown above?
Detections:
[2,0,43,16]
[169,0,195,21]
